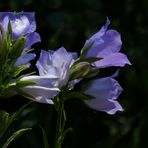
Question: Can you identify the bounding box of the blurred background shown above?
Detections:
[0,0,148,148]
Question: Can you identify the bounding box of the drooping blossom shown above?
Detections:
[84,76,123,114]
[81,19,132,114]
[83,18,131,68]
[0,12,41,66]
[36,47,76,89]
[19,75,60,104]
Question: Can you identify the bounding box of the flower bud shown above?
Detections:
[70,62,90,80]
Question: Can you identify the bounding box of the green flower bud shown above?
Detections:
[70,62,90,80]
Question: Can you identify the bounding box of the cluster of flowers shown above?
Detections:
[0,12,131,115]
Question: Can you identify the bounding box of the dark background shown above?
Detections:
[0,0,148,148]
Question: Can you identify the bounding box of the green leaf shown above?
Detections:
[7,20,13,48]
[61,127,72,141]
[80,40,95,58]
[56,127,72,146]
[24,48,34,54]
[0,24,8,50]
[0,101,33,139]
[20,48,35,57]
[17,71,36,80]
[16,80,36,88]
[2,128,31,148]
[72,40,102,66]
[0,84,17,98]
[41,127,49,148]
[0,24,8,65]
[13,65,30,77]
[0,111,16,138]
[8,21,12,37]
[9,37,26,61]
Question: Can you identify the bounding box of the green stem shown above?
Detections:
[54,96,66,148]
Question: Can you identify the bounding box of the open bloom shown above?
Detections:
[81,19,131,114]
[0,12,36,39]
[84,76,123,114]
[19,47,76,104]
[19,75,60,104]
[0,12,41,66]
[36,47,76,89]
[83,18,131,68]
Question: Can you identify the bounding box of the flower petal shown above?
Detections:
[86,29,122,58]
[52,47,74,68]
[93,53,131,68]
[23,32,41,51]
[86,18,110,43]
[14,33,40,67]
[83,18,121,58]
[19,75,60,103]
[14,53,36,66]
[36,48,77,88]
[0,12,36,39]
[21,86,60,104]
[82,18,131,68]
[21,75,59,87]
[84,77,123,114]
[36,50,53,76]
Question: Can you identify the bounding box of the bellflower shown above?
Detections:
[0,12,41,66]
[19,75,60,104]
[0,12,36,39]
[84,76,123,114]
[36,47,76,89]
[18,47,76,104]
[83,18,131,68]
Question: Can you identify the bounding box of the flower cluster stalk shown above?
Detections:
[54,96,66,148]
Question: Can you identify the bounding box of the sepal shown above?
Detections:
[0,24,8,66]
[9,36,26,62]
[7,20,13,48]
[80,40,95,58]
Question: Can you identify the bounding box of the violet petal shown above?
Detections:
[84,77,123,114]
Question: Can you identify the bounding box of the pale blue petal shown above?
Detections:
[86,29,122,58]
[23,32,41,51]
[20,75,60,104]
[21,86,60,104]
[52,47,73,68]
[0,12,36,39]
[93,53,131,68]
[87,18,110,42]
[84,77,123,114]
[82,18,131,68]
[21,75,59,88]
[14,53,36,66]
[36,50,52,75]
[36,48,77,89]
